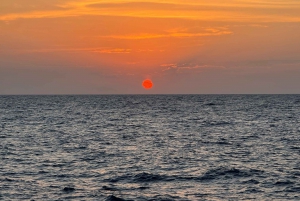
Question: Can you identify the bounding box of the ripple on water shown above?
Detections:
[0,95,300,200]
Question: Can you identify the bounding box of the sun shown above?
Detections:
[142,79,153,89]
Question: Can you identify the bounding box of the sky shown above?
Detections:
[1,0,300,94]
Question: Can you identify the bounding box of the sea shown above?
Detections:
[0,95,299,201]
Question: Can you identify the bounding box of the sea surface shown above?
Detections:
[0,95,300,200]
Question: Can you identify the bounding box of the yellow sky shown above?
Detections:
[2,0,300,21]
[1,0,300,94]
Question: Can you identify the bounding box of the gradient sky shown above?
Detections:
[1,0,300,94]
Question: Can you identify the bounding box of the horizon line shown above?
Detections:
[0,93,299,96]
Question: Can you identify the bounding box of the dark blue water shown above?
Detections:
[0,95,299,200]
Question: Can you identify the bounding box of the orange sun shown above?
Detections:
[142,79,153,89]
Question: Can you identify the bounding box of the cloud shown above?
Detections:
[9,47,131,54]
[91,48,131,54]
[87,2,184,9]
[0,1,67,15]
[87,1,300,10]
[1,0,300,22]
[100,28,233,40]
[162,63,225,74]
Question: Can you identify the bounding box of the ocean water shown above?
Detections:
[0,95,300,201]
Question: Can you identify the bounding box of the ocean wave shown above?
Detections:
[105,195,128,201]
[274,180,294,186]
[106,167,264,184]
[196,167,264,181]
[106,172,175,183]
[205,120,232,126]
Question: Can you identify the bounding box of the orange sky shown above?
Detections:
[1,0,300,94]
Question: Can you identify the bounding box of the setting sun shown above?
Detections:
[142,79,153,89]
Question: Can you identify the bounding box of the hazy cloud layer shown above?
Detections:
[1,0,300,94]
[1,0,300,22]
